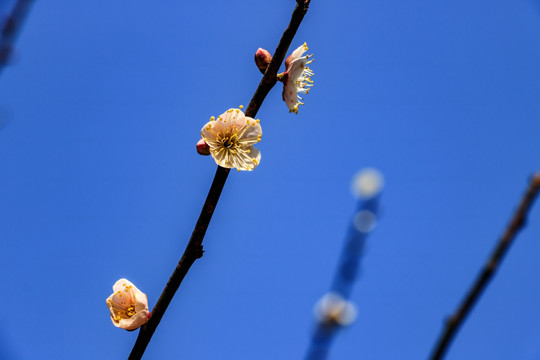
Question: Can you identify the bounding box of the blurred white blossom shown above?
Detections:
[353,210,377,233]
[314,292,357,326]
[351,168,384,199]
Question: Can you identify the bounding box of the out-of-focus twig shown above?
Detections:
[128,2,312,359]
[0,0,34,77]
[305,169,384,360]
[429,172,540,360]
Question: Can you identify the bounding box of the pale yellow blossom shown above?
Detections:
[106,279,149,331]
[201,108,262,171]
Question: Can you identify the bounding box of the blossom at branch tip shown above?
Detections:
[106,279,149,331]
[201,107,262,171]
[282,42,314,114]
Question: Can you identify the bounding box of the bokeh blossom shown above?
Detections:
[106,279,150,331]
[201,108,262,171]
[314,292,357,327]
[282,42,314,114]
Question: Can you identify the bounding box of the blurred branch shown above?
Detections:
[305,169,383,360]
[429,172,540,360]
[0,0,34,77]
[128,1,312,359]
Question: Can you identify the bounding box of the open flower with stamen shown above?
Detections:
[106,279,149,331]
[282,42,314,114]
[201,108,262,171]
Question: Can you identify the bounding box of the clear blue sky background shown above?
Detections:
[1,0,540,359]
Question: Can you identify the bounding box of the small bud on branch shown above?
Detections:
[254,48,272,74]
[196,138,210,156]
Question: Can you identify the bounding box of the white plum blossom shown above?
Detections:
[201,107,262,171]
[282,42,314,114]
[106,279,150,331]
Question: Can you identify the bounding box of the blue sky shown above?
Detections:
[1,0,540,359]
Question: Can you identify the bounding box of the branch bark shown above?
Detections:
[128,2,312,359]
[429,172,540,360]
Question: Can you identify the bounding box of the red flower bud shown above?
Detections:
[254,48,272,74]
[196,138,210,156]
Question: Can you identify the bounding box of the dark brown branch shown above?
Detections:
[0,0,34,77]
[429,172,540,360]
[128,165,230,359]
[128,2,312,359]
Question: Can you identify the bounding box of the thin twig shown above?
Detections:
[128,2,311,359]
[429,172,540,360]
[0,0,34,77]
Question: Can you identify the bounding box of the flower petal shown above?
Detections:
[229,148,250,170]
[220,108,245,126]
[288,57,309,82]
[282,81,299,112]
[247,147,261,170]
[209,148,227,168]
[288,43,308,69]
[112,278,133,293]
[113,309,150,331]
[201,120,226,146]
[232,147,261,171]
[133,290,148,312]
[237,120,262,146]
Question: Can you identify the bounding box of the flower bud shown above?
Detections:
[196,138,210,156]
[254,48,272,74]
[284,53,293,70]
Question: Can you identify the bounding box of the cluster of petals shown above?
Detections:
[282,42,314,114]
[201,108,262,171]
[106,279,150,331]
